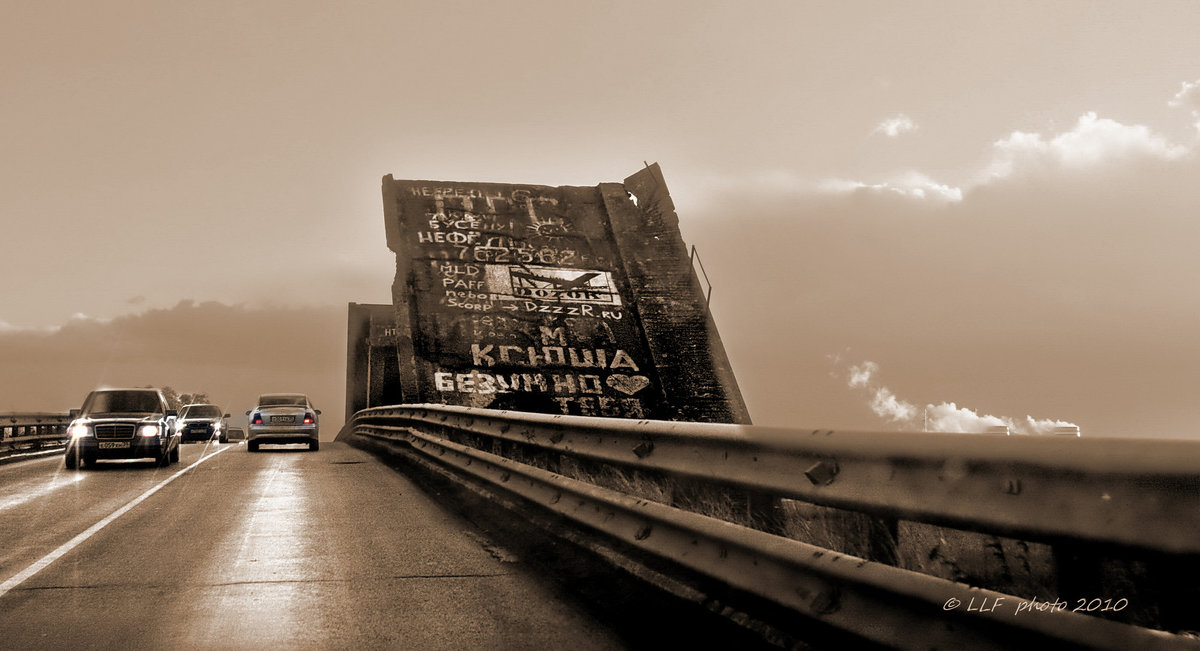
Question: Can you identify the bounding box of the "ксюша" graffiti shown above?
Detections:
[470,344,639,371]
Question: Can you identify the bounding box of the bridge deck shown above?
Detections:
[0,442,727,649]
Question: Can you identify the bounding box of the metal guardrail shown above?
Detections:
[689,244,713,307]
[339,404,1200,649]
[0,412,69,461]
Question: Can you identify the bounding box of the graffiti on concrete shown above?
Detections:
[361,165,750,424]
[385,178,661,418]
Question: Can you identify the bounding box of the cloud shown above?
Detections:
[872,114,918,138]
[693,156,1200,438]
[1168,79,1200,134]
[0,300,347,426]
[0,316,79,335]
[980,111,1188,182]
[840,360,1080,435]
[845,361,919,424]
[847,360,876,389]
[819,172,963,203]
[870,386,920,423]
[686,88,1200,440]
[824,103,1194,207]
[1168,79,1200,110]
[973,81,1199,185]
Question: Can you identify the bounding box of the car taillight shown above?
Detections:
[303,413,315,424]
[252,413,263,425]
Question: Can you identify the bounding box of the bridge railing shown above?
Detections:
[339,404,1200,650]
[0,412,70,461]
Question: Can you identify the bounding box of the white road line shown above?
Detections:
[0,445,231,599]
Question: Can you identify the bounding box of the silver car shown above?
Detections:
[245,393,320,452]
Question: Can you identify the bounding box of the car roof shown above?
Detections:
[89,387,165,398]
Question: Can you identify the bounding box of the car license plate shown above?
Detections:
[270,415,295,424]
[98,441,131,449]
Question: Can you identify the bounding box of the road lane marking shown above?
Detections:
[0,446,231,599]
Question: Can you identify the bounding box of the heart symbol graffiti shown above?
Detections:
[607,374,650,395]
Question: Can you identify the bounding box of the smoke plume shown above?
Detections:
[844,360,1079,435]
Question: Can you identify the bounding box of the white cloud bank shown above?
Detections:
[980,111,1189,182]
[844,360,1079,435]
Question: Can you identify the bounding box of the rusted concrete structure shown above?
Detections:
[346,164,749,424]
[345,302,404,417]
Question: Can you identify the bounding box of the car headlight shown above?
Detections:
[213,422,222,433]
[69,422,91,439]
[140,425,161,437]
[174,421,184,433]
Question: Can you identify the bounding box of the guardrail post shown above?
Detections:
[866,516,900,565]
[1149,553,1200,633]
[743,489,787,536]
[1051,544,1104,611]
[1051,544,1200,631]
[824,508,899,566]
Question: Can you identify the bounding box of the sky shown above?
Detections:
[3,1,1200,439]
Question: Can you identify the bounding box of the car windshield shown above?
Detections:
[258,395,308,407]
[83,391,162,415]
[182,405,223,419]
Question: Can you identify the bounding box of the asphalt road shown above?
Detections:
[0,441,631,650]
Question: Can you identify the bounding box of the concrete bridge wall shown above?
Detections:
[348,164,748,424]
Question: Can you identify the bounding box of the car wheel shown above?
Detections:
[64,449,79,469]
[248,441,259,452]
[170,445,180,463]
[309,440,319,452]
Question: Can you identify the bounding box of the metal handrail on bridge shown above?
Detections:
[0,412,69,462]
[341,404,1199,650]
